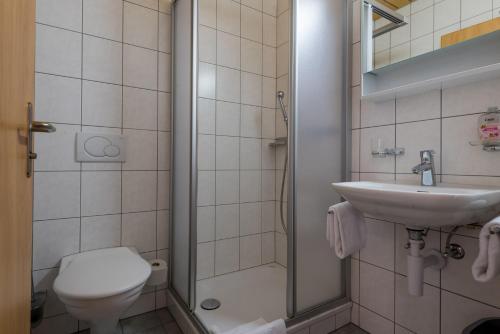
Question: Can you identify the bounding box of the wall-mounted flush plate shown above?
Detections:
[76,132,126,162]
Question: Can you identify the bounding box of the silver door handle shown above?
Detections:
[26,102,56,177]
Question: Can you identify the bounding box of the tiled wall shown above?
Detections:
[32,0,171,333]
[373,0,500,69]
[351,1,500,333]
[196,0,288,280]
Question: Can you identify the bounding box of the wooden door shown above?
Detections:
[0,0,36,333]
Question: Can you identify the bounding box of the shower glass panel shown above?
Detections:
[291,0,347,314]
[170,0,197,310]
[170,0,348,331]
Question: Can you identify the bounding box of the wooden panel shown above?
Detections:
[0,0,35,333]
[441,17,500,48]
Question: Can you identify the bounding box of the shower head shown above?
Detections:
[277,91,288,126]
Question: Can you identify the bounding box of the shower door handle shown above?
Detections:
[26,102,56,177]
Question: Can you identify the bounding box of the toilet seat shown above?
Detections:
[54,247,151,300]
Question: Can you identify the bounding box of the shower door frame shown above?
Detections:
[285,0,352,322]
[168,0,353,330]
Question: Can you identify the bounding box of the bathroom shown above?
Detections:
[2,0,500,333]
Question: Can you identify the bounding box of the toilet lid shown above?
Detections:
[53,247,152,299]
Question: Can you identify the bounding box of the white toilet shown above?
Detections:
[53,247,151,334]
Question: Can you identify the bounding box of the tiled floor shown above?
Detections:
[331,324,368,334]
[76,308,181,334]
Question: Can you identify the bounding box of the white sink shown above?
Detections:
[332,182,500,228]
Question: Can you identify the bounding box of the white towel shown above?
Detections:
[218,319,286,334]
[327,202,366,259]
[472,217,500,282]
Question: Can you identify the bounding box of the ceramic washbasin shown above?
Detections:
[331,182,500,228]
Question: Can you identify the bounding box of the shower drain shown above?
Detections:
[201,298,221,310]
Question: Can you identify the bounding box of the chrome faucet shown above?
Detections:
[412,150,436,186]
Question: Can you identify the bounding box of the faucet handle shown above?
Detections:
[420,149,435,155]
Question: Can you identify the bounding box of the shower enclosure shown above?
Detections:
[169,0,349,332]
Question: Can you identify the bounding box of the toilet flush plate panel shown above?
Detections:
[76,132,126,162]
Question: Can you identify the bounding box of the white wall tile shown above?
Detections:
[262,109,276,139]
[198,134,216,170]
[262,77,276,109]
[157,171,170,210]
[83,35,122,84]
[197,242,215,279]
[122,171,157,212]
[263,46,277,78]
[240,171,261,202]
[240,234,261,269]
[124,44,157,90]
[123,129,158,171]
[351,258,360,303]
[198,206,216,242]
[216,204,239,239]
[434,0,460,30]
[159,53,171,92]
[200,0,217,28]
[36,0,82,31]
[240,202,261,235]
[83,0,123,41]
[241,39,262,74]
[217,66,240,102]
[240,138,261,170]
[242,6,263,42]
[360,99,395,128]
[215,237,240,274]
[359,125,395,173]
[35,74,81,124]
[351,130,360,172]
[216,101,240,136]
[159,13,172,53]
[34,172,80,221]
[82,171,122,216]
[127,0,158,10]
[360,262,395,320]
[411,6,434,39]
[461,0,491,21]
[396,90,440,123]
[217,31,241,69]
[442,78,500,117]
[34,124,80,171]
[261,232,275,263]
[216,171,240,204]
[261,201,275,232]
[276,43,289,78]
[276,10,289,45]
[200,26,217,64]
[36,24,82,78]
[241,72,263,107]
[81,214,121,251]
[262,170,275,201]
[158,92,172,131]
[263,14,277,47]
[352,0,361,44]
[124,2,158,50]
[123,87,158,130]
[360,219,395,270]
[217,0,241,35]
[216,136,240,170]
[395,275,440,334]
[198,171,216,206]
[242,0,262,11]
[411,33,434,57]
[351,86,361,129]
[33,218,80,270]
[241,105,262,137]
[158,131,171,171]
[352,43,361,87]
[82,80,122,127]
[122,211,157,252]
[199,98,216,134]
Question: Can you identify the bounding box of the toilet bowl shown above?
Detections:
[53,247,151,334]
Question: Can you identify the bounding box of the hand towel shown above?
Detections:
[472,217,500,282]
[327,202,366,259]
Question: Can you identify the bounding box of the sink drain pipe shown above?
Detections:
[406,228,446,296]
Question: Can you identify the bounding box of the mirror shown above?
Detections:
[362,0,500,73]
